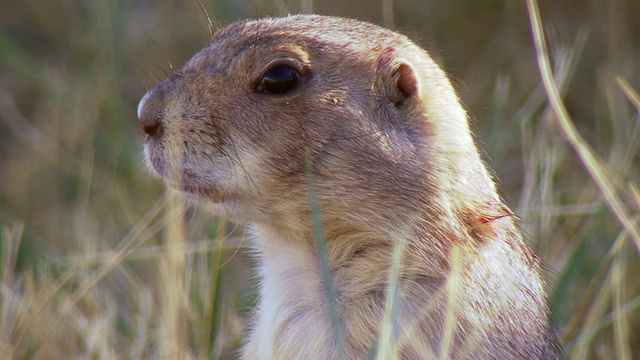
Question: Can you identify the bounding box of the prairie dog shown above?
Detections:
[137,15,560,359]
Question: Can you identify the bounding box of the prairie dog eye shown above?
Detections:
[256,60,303,94]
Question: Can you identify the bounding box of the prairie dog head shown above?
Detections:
[138,15,497,234]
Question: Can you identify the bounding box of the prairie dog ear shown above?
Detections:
[375,52,421,108]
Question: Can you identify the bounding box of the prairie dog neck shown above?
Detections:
[246,225,339,359]
[245,215,449,359]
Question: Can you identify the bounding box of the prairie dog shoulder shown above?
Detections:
[138,14,560,359]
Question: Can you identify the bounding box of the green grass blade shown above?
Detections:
[305,154,347,360]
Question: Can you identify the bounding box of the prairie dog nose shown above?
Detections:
[137,89,164,138]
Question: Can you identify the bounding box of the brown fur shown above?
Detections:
[138,15,560,359]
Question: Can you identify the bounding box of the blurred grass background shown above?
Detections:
[0,0,639,358]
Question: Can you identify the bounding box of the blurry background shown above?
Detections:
[1,0,639,358]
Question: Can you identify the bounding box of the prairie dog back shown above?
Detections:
[137,15,560,359]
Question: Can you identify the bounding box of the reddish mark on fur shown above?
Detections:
[478,206,515,224]
[465,204,515,243]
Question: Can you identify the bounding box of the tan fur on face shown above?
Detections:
[138,15,560,359]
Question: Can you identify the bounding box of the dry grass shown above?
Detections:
[1,0,638,359]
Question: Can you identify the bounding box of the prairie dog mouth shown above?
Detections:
[168,180,227,203]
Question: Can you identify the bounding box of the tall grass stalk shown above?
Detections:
[157,192,189,358]
[375,231,405,360]
[527,1,640,357]
[0,225,23,359]
[305,155,347,360]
